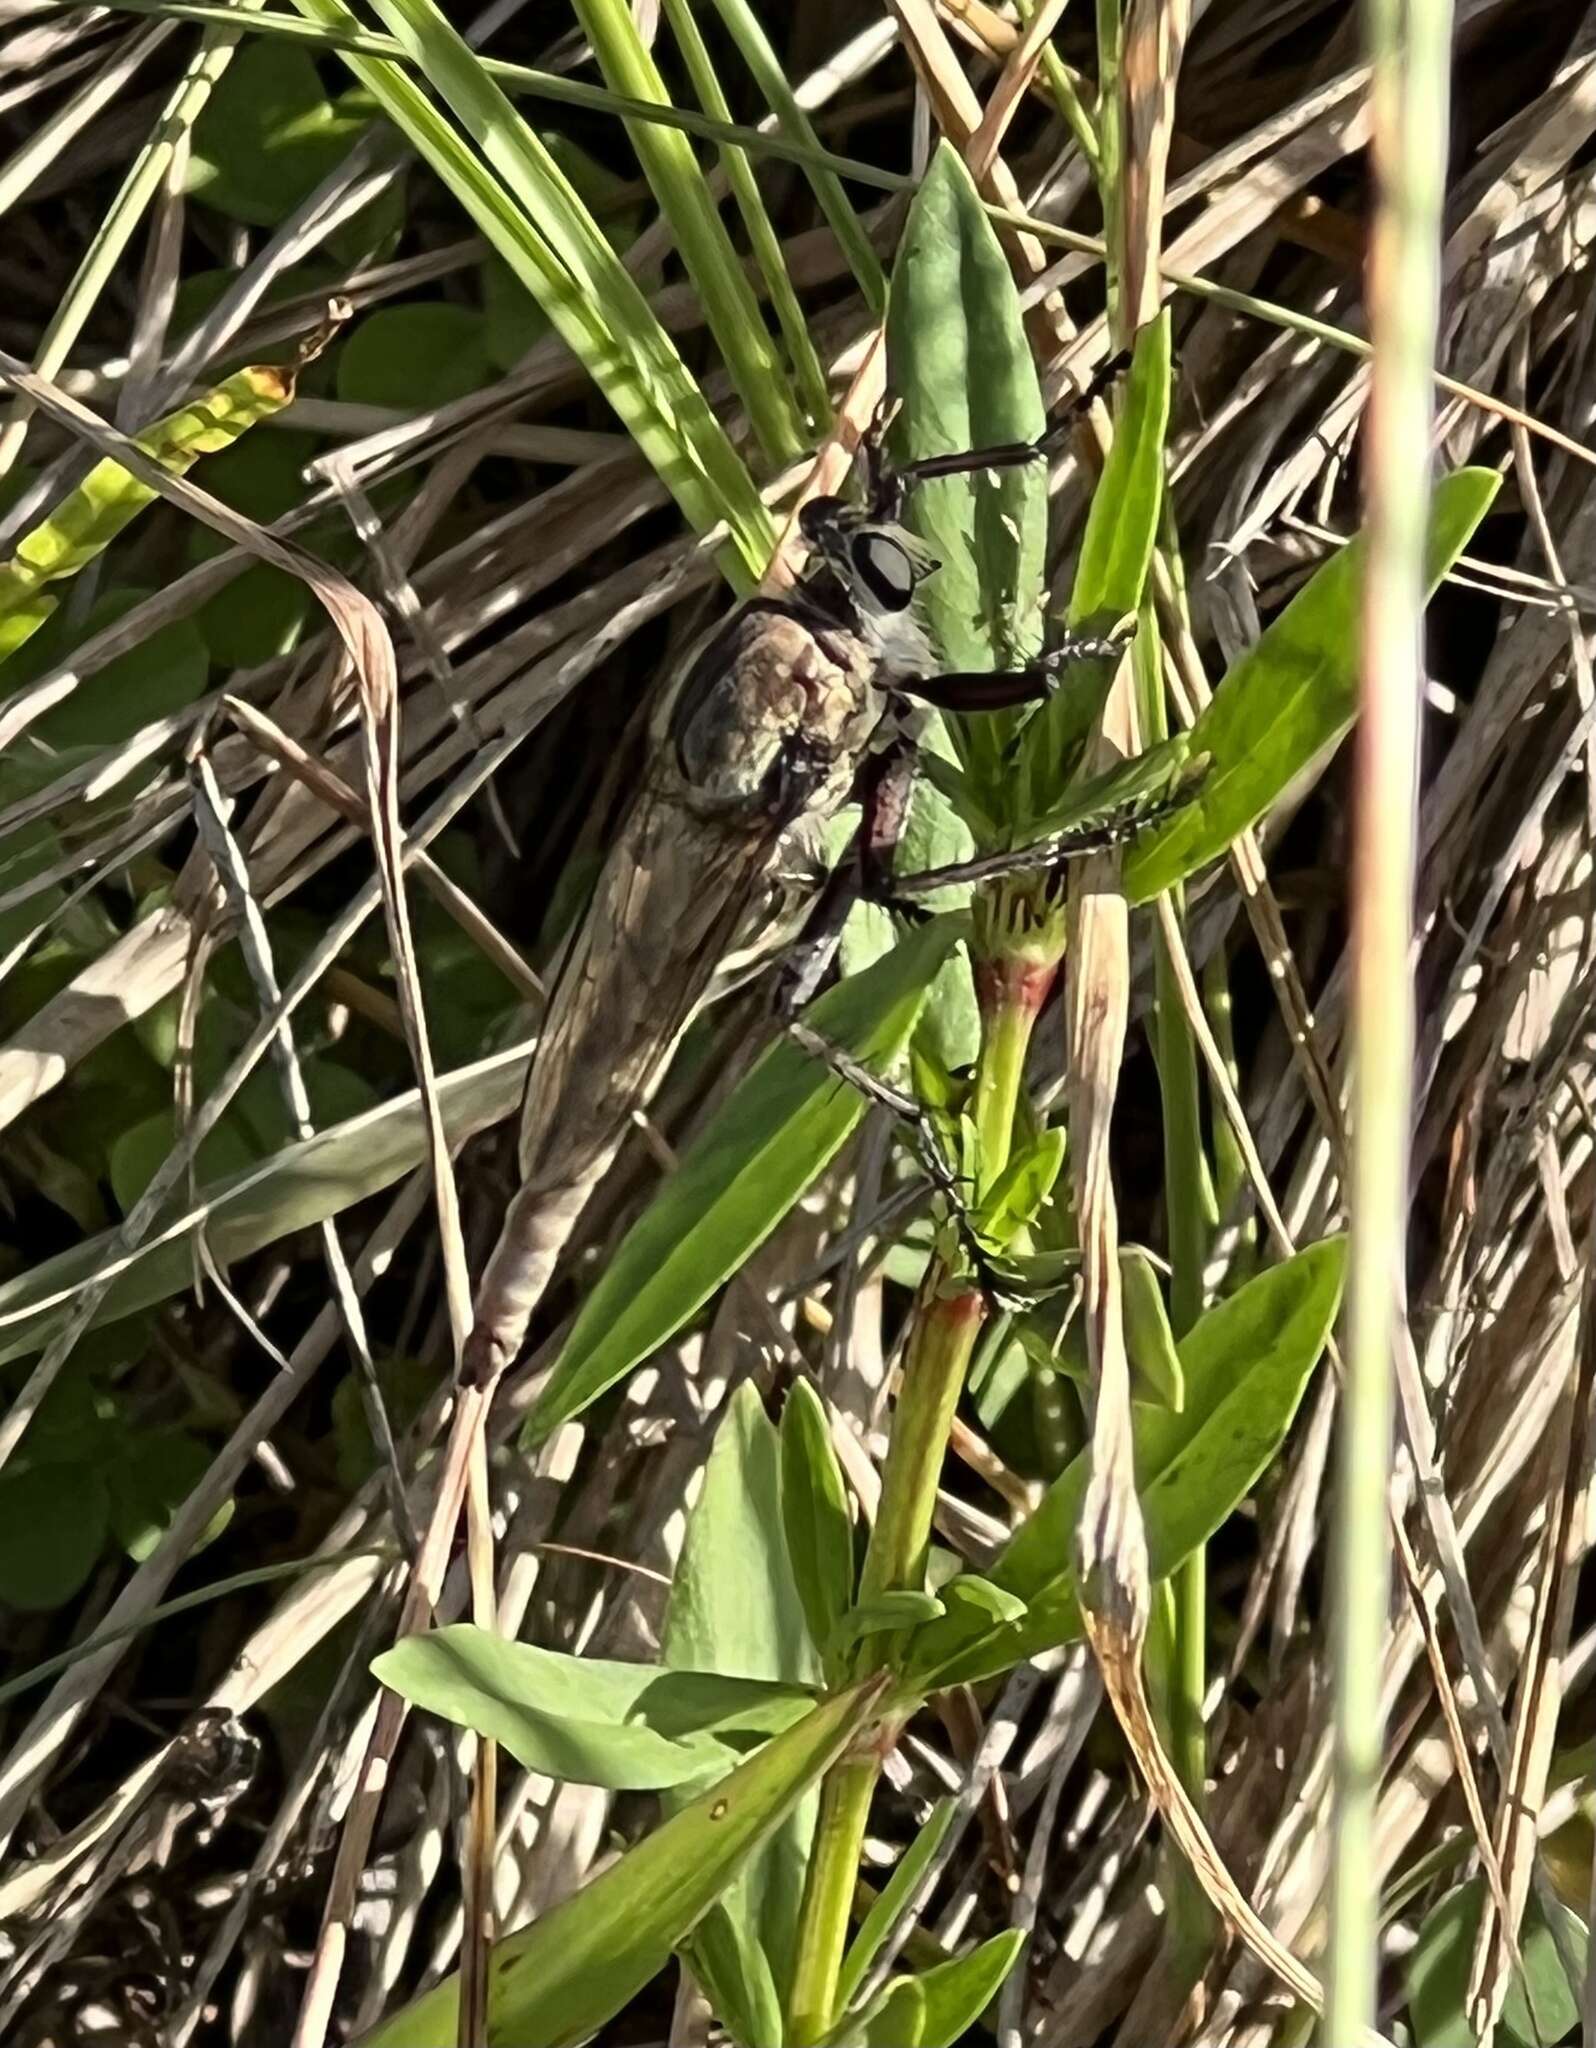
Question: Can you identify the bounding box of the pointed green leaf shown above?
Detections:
[886,142,1047,679]
[1124,467,1501,902]
[907,1238,1345,1688]
[835,1798,958,2013]
[1407,1874,1589,2048]
[942,1575,1027,1626]
[371,1624,813,1790]
[975,1128,1066,1250]
[527,915,965,1443]
[665,1382,816,2014]
[1120,1248,1184,1410]
[685,1901,785,2048]
[834,1931,1026,2048]
[829,1591,944,1658]
[780,1377,855,1668]
[357,1678,887,2048]
[1070,311,1172,625]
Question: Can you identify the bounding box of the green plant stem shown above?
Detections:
[968,958,1041,1192]
[1326,0,1451,2036]
[789,1283,985,2041]
[788,1757,879,2046]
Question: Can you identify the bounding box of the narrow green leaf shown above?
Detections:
[902,1929,1027,2047]
[835,1798,958,2014]
[941,1575,1027,1626]
[1120,1247,1184,1410]
[297,0,774,585]
[371,1624,813,1791]
[526,916,965,1443]
[907,1238,1345,1687]
[685,1902,786,2048]
[828,1591,944,1656]
[1069,310,1172,624]
[831,1977,925,2048]
[780,1377,856,1667]
[356,1678,887,2048]
[1124,467,1501,902]
[570,0,804,465]
[887,142,1046,691]
[975,1128,1066,1251]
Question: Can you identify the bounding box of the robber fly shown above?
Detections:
[464,393,1184,1385]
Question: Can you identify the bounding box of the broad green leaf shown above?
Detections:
[4,596,209,750]
[665,1383,817,2016]
[109,1428,233,1563]
[187,431,318,668]
[1125,468,1501,902]
[831,1977,924,2048]
[976,1128,1066,1248]
[1121,1247,1184,1410]
[907,1238,1345,1688]
[835,1798,957,2013]
[372,1623,812,1790]
[188,40,369,227]
[337,303,491,410]
[1407,1875,1589,2047]
[0,1461,108,1610]
[887,143,1046,763]
[780,1377,855,1669]
[356,1678,886,2048]
[526,916,964,1443]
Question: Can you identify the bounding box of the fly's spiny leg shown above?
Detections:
[899,629,1131,716]
[888,783,1198,900]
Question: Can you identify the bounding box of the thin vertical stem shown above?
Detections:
[1327,0,1451,2037]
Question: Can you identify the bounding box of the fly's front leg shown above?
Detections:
[889,779,1198,899]
[898,627,1130,716]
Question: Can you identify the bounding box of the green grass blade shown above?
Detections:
[291,0,774,587]
[705,0,887,316]
[572,0,805,465]
[662,0,831,434]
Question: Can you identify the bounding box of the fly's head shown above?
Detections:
[797,494,939,684]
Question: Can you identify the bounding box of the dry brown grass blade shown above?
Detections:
[965,0,1070,180]
[1120,0,1190,331]
[887,0,1075,352]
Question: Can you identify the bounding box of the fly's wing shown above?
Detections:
[518,788,781,1187]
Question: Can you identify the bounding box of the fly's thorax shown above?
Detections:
[661,598,885,827]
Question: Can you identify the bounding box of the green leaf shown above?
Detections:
[355,1678,886,2048]
[942,1575,1027,1626]
[1070,311,1172,624]
[829,1591,944,1657]
[835,1798,957,2014]
[665,1383,818,2012]
[1125,467,1501,903]
[907,1238,1345,1688]
[1120,1247,1184,1409]
[527,916,964,1443]
[189,41,369,227]
[976,1127,1066,1249]
[835,1932,1026,2048]
[372,1623,812,1790]
[337,303,491,410]
[1019,313,1173,808]
[4,593,209,750]
[887,142,1045,791]
[780,1377,855,1669]
[108,1428,233,1563]
[0,1461,108,1610]
[1407,1875,1589,2047]
[685,1901,785,2048]
[187,430,320,669]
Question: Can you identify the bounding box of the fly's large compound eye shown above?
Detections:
[850,529,916,612]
